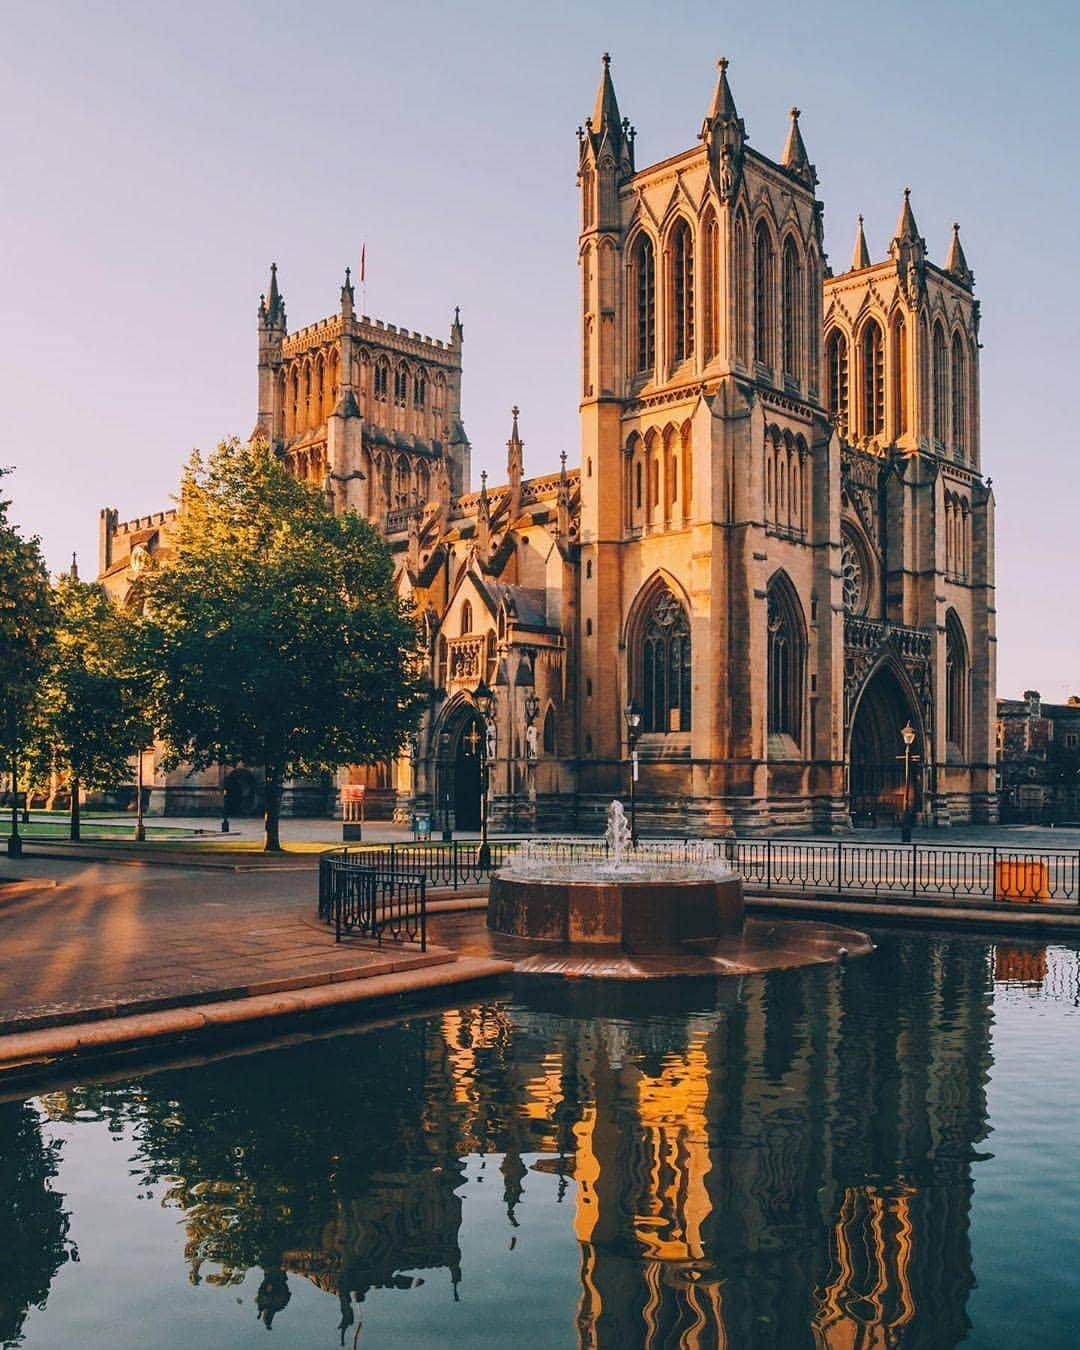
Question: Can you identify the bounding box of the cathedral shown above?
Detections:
[98,57,996,832]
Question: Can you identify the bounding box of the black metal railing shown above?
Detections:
[319,849,427,947]
[318,837,1080,916]
[730,839,1080,905]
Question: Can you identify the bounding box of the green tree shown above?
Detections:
[0,470,54,856]
[28,575,148,841]
[137,438,424,850]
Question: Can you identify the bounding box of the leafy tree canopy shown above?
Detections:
[0,470,54,740]
[27,575,148,837]
[137,439,425,848]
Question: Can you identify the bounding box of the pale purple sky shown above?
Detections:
[2,1,1076,701]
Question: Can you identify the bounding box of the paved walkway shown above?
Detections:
[0,858,500,1048]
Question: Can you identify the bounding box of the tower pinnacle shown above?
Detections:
[945,222,974,288]
[781,106,816,185]
[851,215,871,270]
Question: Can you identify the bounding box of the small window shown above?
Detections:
[586,678,593,697]
[461,600,472,635]
[586,560,593,580]
[543,708,556,754]
[585,618,593,636]
[587,457,593,477]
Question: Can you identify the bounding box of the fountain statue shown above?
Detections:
[486,801,872,979]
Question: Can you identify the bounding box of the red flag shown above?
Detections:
[360,243,366,283]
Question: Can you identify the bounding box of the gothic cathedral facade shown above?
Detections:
[98,58,996,831]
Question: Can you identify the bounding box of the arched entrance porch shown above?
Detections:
[434,700,485,833]
[848,663,925,825]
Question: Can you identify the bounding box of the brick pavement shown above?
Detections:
[0,856,472,1038]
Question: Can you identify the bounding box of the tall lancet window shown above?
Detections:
[753,221,775,367]
[951,331,967,458]
[945,611,969,753]
[670,220,694,365]
[782,238,802,381]
[826,330,848,436]
[632,235,656,375]
[701,211,719,362]
[862,320,884,438]
[767,575,805,744]
[891,314,908,436]
[932,322,948,444]
[734,211,749,364]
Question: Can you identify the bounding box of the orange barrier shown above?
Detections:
[995,859,1050,901]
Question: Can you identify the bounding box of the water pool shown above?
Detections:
[3,930,1079,1348]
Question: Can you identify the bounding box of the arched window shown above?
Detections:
[932,323,948,444]
[840,523,870,616]
[374,360,389,400]
[734,211,749,364]
[416,460,431,503]
[806,251,820,394]
[394,456,410,507]
[670,219,694,365]
[826,330,848,436]
[393,365,408,406]
[542,707,556,754]
[862,320,884,438]
[951,332,967,458]
[701,210,719,362]
[437,636,448,688]
[486,630,497,680]
[767,576,805,743]
[782,237,802,381]
[946,612,969,752]
[631,234,656,374]
[413,371,427,408]
[753,221,775,367]
[635,585,692,733]
[891,314,908,437]
[460,600,472,635]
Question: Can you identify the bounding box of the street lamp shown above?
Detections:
[898,721,919,843]
[624,700,642,845]
[474,679,495,871]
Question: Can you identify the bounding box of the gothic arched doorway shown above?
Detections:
[848,664,924,824]
[452,715,484,830]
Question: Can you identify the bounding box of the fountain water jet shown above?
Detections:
[487,802,872,979]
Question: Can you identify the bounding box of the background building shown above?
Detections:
[99,58,997,832]
[997,691,1080,824]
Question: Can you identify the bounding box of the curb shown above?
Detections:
[746,890,1080,933]
[0,879,58,900]
[23,844,316,872]
[0,955,511,1077]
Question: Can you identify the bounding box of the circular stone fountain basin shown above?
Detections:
[488,873,744,953]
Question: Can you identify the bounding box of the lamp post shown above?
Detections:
[898,721,920,843]
[6,707,21,860]
[624,700,642,845]
[474,679,495,871]
[439,731,453,841]
[135,746,148,843]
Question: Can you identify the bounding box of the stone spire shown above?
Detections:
[477,468,491,557]
[69,551,79,582]
[259,262,285,329]
[780,107,816,185]
[340,265,354,317]
[450,305,464,347]
[581,53,633,174]
[506,405,523,521]
[945,222,974,289]
[556,450,571,541]
[889,188,926,290]
[704,56,739,124]
[851,215,871,270]
[894,187,921,247]
[701,58,746,198]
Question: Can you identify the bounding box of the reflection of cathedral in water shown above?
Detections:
[436,938,993,1349]
[29,937,998,1345]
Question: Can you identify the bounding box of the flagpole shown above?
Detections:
[360,242,367,316]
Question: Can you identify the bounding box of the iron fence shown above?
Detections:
[318,837,1080,914]
[318,849,427,947]
[730,839,1080,905]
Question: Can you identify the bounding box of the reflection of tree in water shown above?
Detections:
[43,934,995,1347]
[0,1102,76,1347]
[51,1019,492,1336]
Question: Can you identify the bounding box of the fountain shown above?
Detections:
[487,802,873,979]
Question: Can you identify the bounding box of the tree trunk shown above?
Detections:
[70,775,81,842]
[263,766,283,852]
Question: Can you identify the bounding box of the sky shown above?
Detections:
[2,0,1076,701]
